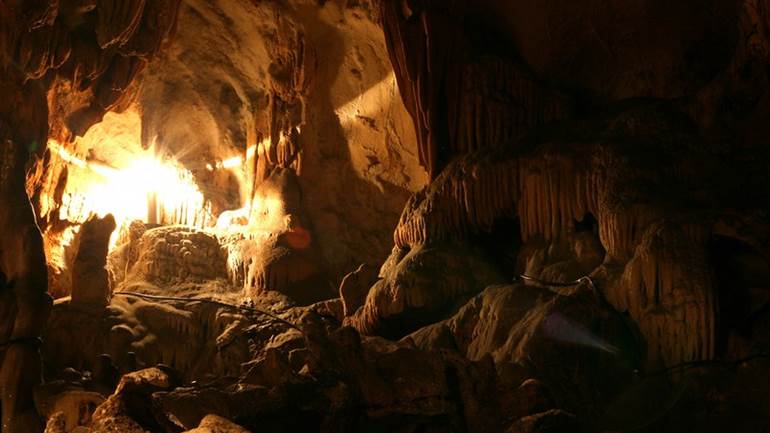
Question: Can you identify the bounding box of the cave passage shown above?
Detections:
[1,1,770,433]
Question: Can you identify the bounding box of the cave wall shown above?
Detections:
[2,0,770,431]
[345,0,770,370]
[136,0,427,280]
[1,1,181,431]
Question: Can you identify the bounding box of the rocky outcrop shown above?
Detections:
[183,414,251,433]
[347,241,504,338]
[379,101,768,367]
[120,226,229,285]
[43,292,286,382]
[136,0,427,280]
[90,367,178,433]
[1,2,182,429]
[339,263,378,317]
[408,283,640,418]
[71,214,116,310]
[380,0,573,178]
[35,384,105,433]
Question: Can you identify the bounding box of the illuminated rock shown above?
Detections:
[71,214,116,310]
[408,283,640,417]
[339,263,379,317]
[90,367,177,433]
[347,241,505,338]
[120,226,228,286]
[34,385,104,433]
[183,415,251,433]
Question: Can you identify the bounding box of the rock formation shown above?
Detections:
[1,0,769,432]
[71,214,116,310]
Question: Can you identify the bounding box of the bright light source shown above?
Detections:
[53,139,210,249]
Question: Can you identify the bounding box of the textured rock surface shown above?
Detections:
[183,414,251,433]
[136,0,427,280]
[121,226,229,285]
[339,263,379,317]
[409,283,640,417]
[383,101,769,366]
[381,0,573,178]
[347,241,505,338]
[90,367,178,433]
[4,0,770,432]
[1,2,180,428]
[71,214,116,309]
[34,385,104,433]
[43,293,286,382]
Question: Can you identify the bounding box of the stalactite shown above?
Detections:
[95,0,147,49]
[15,20,71,80]
[394,146,605,251]
[388,105,727,367]
[380,1,572,179]
[609,221,716,366]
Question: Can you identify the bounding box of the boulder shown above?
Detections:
[183,414,252,433]
[409,282,641,417]
[339,263,379,317]
[347,241,504,338]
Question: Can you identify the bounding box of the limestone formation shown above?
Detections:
[2,0,770,432]
[347,241,505,338]
[71,214,116,309]
[183,415,251,433]
[122,226,228,285]
[408,283,640,417]
[339,263,378,317]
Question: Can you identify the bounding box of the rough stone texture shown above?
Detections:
[611,221,717,367]
[222,168,331,305]
[1,2,180,429]
[136,0,428,280]
[43,293,280,382]
[42,412,66,433]
[381,0,574,177]
[244,241,329,305]
[90,367,178,433]
[183,414,251,433]
[383,102,769,367]
[347,241,505,339]
[113,226,228,287]
[71,214,116,309]
[338,263,378,317]
[408,283,640,418]
[5,1,770,433]
[150,317,502,433]
[34,385,104,433]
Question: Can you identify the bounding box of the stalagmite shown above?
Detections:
[609,221,717,366]
[71,214,116,310]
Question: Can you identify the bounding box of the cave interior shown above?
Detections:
[1,0,770,432]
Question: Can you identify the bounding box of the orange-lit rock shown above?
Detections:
[71,214,116,310]
[2,0,770,432]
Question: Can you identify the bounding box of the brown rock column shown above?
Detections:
[0,82,52,433]
[71,215,117,310]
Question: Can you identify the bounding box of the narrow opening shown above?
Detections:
[711,235,770,356]
[471,216,522,280]
[575,212,599,234]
